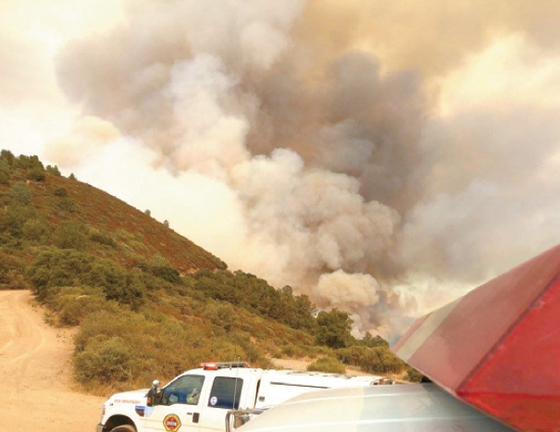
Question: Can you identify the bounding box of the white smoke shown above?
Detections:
[165,54,251,179]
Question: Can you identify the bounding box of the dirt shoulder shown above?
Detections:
[0,290,105,432]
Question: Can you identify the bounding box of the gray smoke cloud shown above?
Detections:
[23,0,560,338]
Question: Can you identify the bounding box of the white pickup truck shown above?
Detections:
[96,361,389,432]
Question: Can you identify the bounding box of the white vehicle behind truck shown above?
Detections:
[233,382,516,432]
[96,361,390,432]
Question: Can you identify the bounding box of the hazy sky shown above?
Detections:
[4,0,560,339]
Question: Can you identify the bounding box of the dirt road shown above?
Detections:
[0,290,105,432]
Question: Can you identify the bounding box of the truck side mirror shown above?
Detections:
[146,379,161,407]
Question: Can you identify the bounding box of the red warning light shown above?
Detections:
[201,362,218,370]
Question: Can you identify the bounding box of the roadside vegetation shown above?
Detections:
[0,150,420,394]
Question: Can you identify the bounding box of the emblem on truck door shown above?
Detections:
[163,414,182,432]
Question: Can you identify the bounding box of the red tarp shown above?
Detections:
[392,244,560,432]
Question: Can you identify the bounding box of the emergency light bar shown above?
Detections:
[201,361,249,370]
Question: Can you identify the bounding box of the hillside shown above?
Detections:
[2,153,225,274]
[0,150,418,393]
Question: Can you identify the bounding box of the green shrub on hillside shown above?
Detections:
[75,336,135,383]
[141,271,176,294]
[336,345,407,375]
[15,154,44,171]
[46,164,61,176]
[307,356,346,374]
[315,308,353,348]
[0,159,10,185]
[57,197,75,213]
[28,166,46,182]
[3,270,28,289]
[45,286,114,326]
[27,248,145,308]
[405,367,424,382]
[86,260,145,308]
[336,345,370,365]
[149,265,182,284]
[0,149,15,165]
[54,187,68,197]
[27,248,94,300]
[54,221,87,250]
[89,229,116,248]
[2,202,37,238]
[275,344,308,359]
[358,332,390,348]
[0,171,9,186]
[191,269,316,331]
[0,251,28,289]
[375,345,407,374]
[204,302,238,332]
[9,181,31,205]
[22,218,51,244]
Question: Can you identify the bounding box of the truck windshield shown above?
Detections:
[161,374,205,405]
[208,377,243,409]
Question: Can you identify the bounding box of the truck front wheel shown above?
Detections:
[109,425,136,432]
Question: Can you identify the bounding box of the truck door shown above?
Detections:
[142,374,205,432]
[198,376,243,432]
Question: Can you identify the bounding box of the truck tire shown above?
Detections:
[110,425,136,432]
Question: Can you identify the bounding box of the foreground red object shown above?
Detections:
[393,244,560,432]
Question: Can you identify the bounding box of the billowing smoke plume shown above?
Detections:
[5,0,560,338]
[50,0,428,338]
